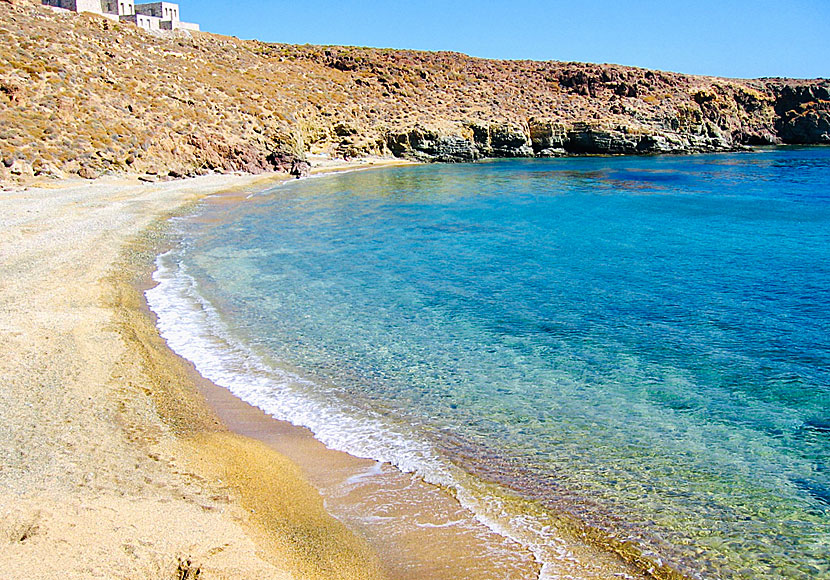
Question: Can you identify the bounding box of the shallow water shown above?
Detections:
[147,149,830,580]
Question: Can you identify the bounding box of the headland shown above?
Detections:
[1,0,828,188]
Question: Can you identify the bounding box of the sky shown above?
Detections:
[177,0,829,79]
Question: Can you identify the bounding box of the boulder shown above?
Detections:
[78,166,99,180]
[289,159,310,178]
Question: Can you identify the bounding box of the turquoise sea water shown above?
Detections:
[147,149,830,580]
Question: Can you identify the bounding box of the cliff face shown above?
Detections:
[0,1,828,183]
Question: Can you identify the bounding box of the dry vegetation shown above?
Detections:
[0,0,827,184]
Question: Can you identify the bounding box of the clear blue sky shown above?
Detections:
[177,0,828,79]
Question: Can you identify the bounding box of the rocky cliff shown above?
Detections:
[1,0,828,183]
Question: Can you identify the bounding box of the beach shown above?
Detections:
[0,161,544,580]
[0,165,385,580]
[6,151,826,580]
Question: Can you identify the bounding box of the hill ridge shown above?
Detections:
[1,0,828,184]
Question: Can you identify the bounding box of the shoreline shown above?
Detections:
[136,163,667,580]
[0,156,671,580]
[130,164,544,579]
[0,160,397,580]
[133,165,546,580]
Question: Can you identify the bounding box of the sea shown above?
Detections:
[146,148,830,580]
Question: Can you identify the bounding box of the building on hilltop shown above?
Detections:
[132,2,197,31]
[41,0,199,31]
[102,0,134,16]
[42,0,117,18]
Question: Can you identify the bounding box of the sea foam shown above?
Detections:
[145,248,589,580]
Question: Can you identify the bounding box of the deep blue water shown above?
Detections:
[148,149,830,580]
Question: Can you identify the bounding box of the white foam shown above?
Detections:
[145,249,607,580]
[146,250,455,485]
[344,461,385,485]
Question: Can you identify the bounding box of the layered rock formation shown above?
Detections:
[0,0,828,183]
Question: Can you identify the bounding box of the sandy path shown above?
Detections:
[0,172,384,580]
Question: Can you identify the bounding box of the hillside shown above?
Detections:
[1,0,828,184]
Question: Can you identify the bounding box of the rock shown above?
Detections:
[537,147,567,157]
[489,123,533,157]
[733,130,779,146]
[466,122,532,158]
[529,119,569,153]
[779,110,830,144]
[425,135,479,162]
[10,159,33,177]
[771,83,830,144]
[387,127,480,162]
[333,123,358,137]
[78,166,99,179]
[33,163,65,179]
[289,159,310,178]
[564,123,642,154]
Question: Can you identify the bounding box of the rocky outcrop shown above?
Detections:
[383,119,743,162]
[1,2,828,184]
[528,120,569,156]
[772,84,830,144]
[387,127,481,162]
[468,122,534,158]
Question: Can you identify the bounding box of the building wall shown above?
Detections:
[119,13,160,30]
[41,1,72,10]
[102,0,134,15]
[135,2,179,22]
[161,2,179,23]
[159,19,198,31]
[42,0,106,14]
[78,0,106,14]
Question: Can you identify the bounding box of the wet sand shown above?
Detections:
[187,335,541,580]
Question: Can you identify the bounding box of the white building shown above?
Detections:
[41,0,199,31]
[102,0,134,16]
[42,0,118,20]
[135,2,199,31]
[135,2,178,22]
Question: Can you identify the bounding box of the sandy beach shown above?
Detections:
[0,165,389,580]
[0,160,543,580]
